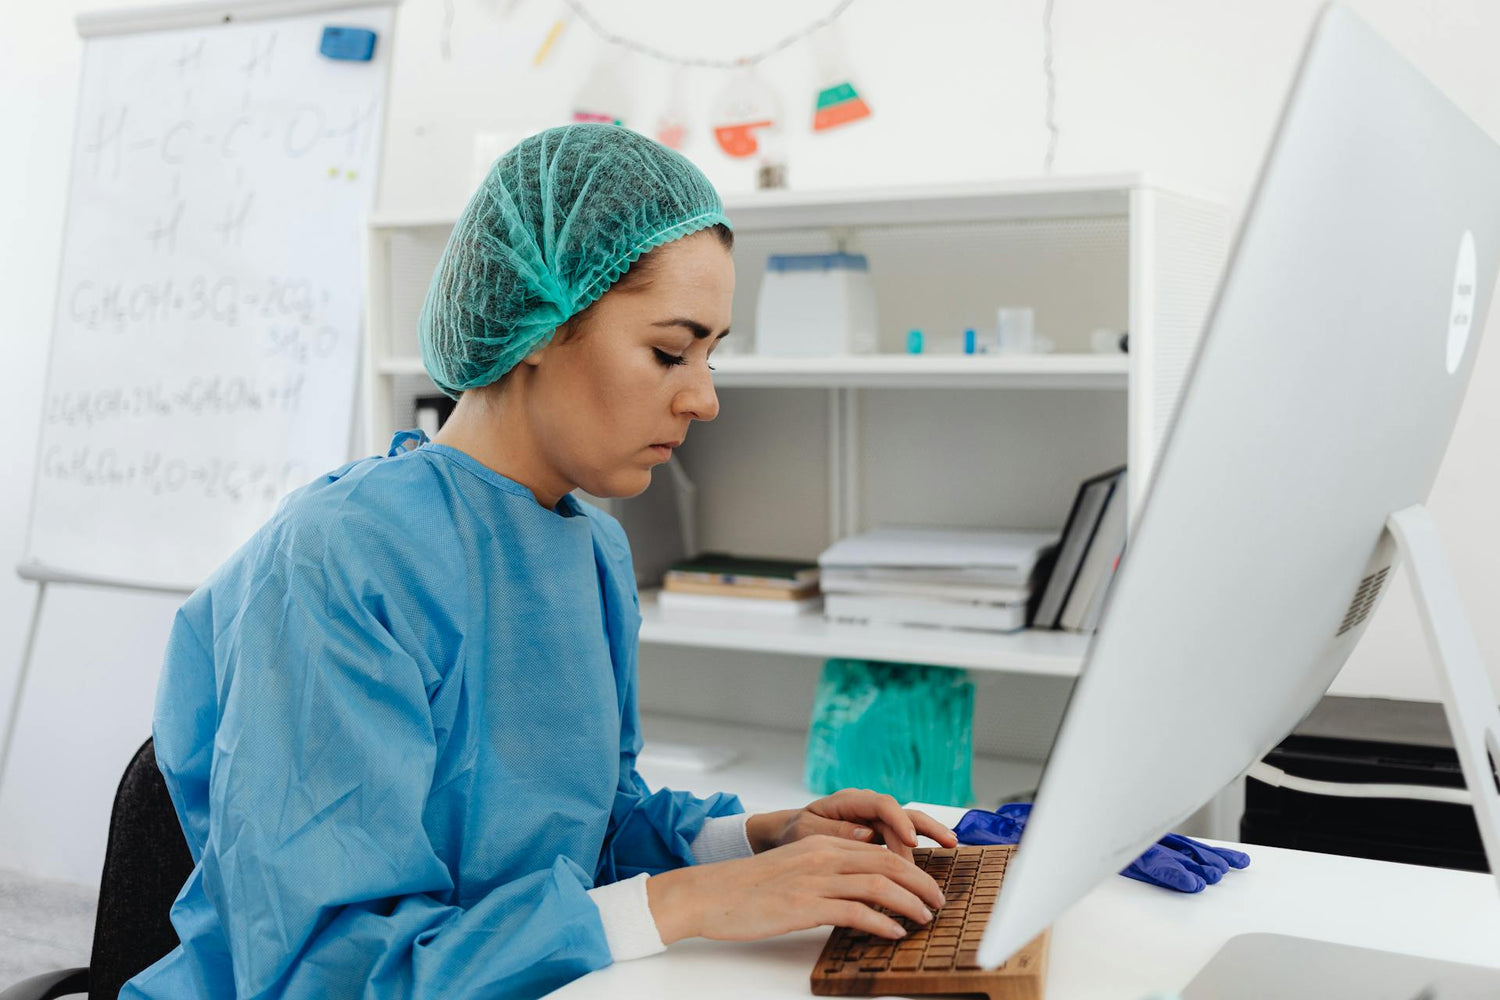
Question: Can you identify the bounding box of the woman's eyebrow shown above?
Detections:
[653,318,731,340]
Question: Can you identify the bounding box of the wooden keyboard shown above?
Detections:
[810,845,1050,1000]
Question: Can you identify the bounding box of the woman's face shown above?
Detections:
[519,231,735,499]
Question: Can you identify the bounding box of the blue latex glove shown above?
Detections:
[953,803,1250,893]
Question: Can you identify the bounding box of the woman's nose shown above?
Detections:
[674,363,720,422]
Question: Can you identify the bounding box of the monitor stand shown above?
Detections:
[1386,503,1500,892]
[1185,505,1500,999]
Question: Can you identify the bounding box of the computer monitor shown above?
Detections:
[979,2,1500,968]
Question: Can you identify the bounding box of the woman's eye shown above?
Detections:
[653,348,688,368]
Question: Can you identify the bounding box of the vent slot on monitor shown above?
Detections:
[1336,566,1390,636]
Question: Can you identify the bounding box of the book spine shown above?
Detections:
[824,595,1025,632]
[658,591,823,615]
[663,578,817,600]
[666,570,816,588]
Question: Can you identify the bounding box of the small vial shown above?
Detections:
[996,307,1035,353]
[963,328,976,354]
[907,329,924,354]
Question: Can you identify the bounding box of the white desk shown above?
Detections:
[552,805,1500,999]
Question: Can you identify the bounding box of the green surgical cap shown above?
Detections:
[418,123,733,397]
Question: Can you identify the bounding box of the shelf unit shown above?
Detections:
[374,352,1129,390]
[367,173,1225,522]
[640,590,1088,677]
[364,174,1228,806]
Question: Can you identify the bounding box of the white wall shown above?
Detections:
[3,0,1498,882]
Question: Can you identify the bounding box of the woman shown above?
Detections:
[123,124,956,999]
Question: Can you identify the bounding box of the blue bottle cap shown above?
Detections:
[765,252,870,272]
[963,328,976,354]
[907,329,924,354]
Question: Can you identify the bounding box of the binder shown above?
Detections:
[1060,471,1129,631]
[1034,466,1126,628]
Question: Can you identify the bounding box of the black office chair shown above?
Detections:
[1,739,194,1000]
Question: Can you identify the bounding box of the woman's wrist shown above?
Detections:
[644,866,699,945]
[744,809,795,854]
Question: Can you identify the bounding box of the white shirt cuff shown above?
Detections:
[688,812,755,864]
[587,872,666,962]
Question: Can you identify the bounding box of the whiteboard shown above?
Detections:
[22,2,395,592]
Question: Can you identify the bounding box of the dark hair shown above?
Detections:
[557,223,733,342]
[613,223,734,294]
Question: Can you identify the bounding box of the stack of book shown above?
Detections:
[1033,466,1128,633]
[658,553,823,615]
[817,527,1059,634]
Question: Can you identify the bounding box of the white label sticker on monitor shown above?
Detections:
[1448,229,1477,374]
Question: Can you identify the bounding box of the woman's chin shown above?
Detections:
[578,468,653,501]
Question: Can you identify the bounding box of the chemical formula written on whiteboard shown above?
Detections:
[86,100,379,175]
[83,29,379,180]
[40,444,310,505]
[45,374,309,429]
[29,10,389,587]
[67,274,330,333]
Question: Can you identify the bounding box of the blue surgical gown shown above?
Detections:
[122,433,743,999]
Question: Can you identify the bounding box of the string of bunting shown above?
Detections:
[444,1,1062,180]
[556,0,858,70]
[542,0,872,175]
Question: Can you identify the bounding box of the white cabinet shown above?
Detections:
[364,175,1227,812]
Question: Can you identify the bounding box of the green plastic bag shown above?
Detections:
[804,659,975,807]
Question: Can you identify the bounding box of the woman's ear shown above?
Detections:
[520,340,550,368]
[522,324,570,368]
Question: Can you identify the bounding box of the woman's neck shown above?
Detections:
[432,384,573,510]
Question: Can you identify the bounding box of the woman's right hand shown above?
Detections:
[645,834,946,945]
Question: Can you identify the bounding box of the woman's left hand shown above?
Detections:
[745,789,959,861]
